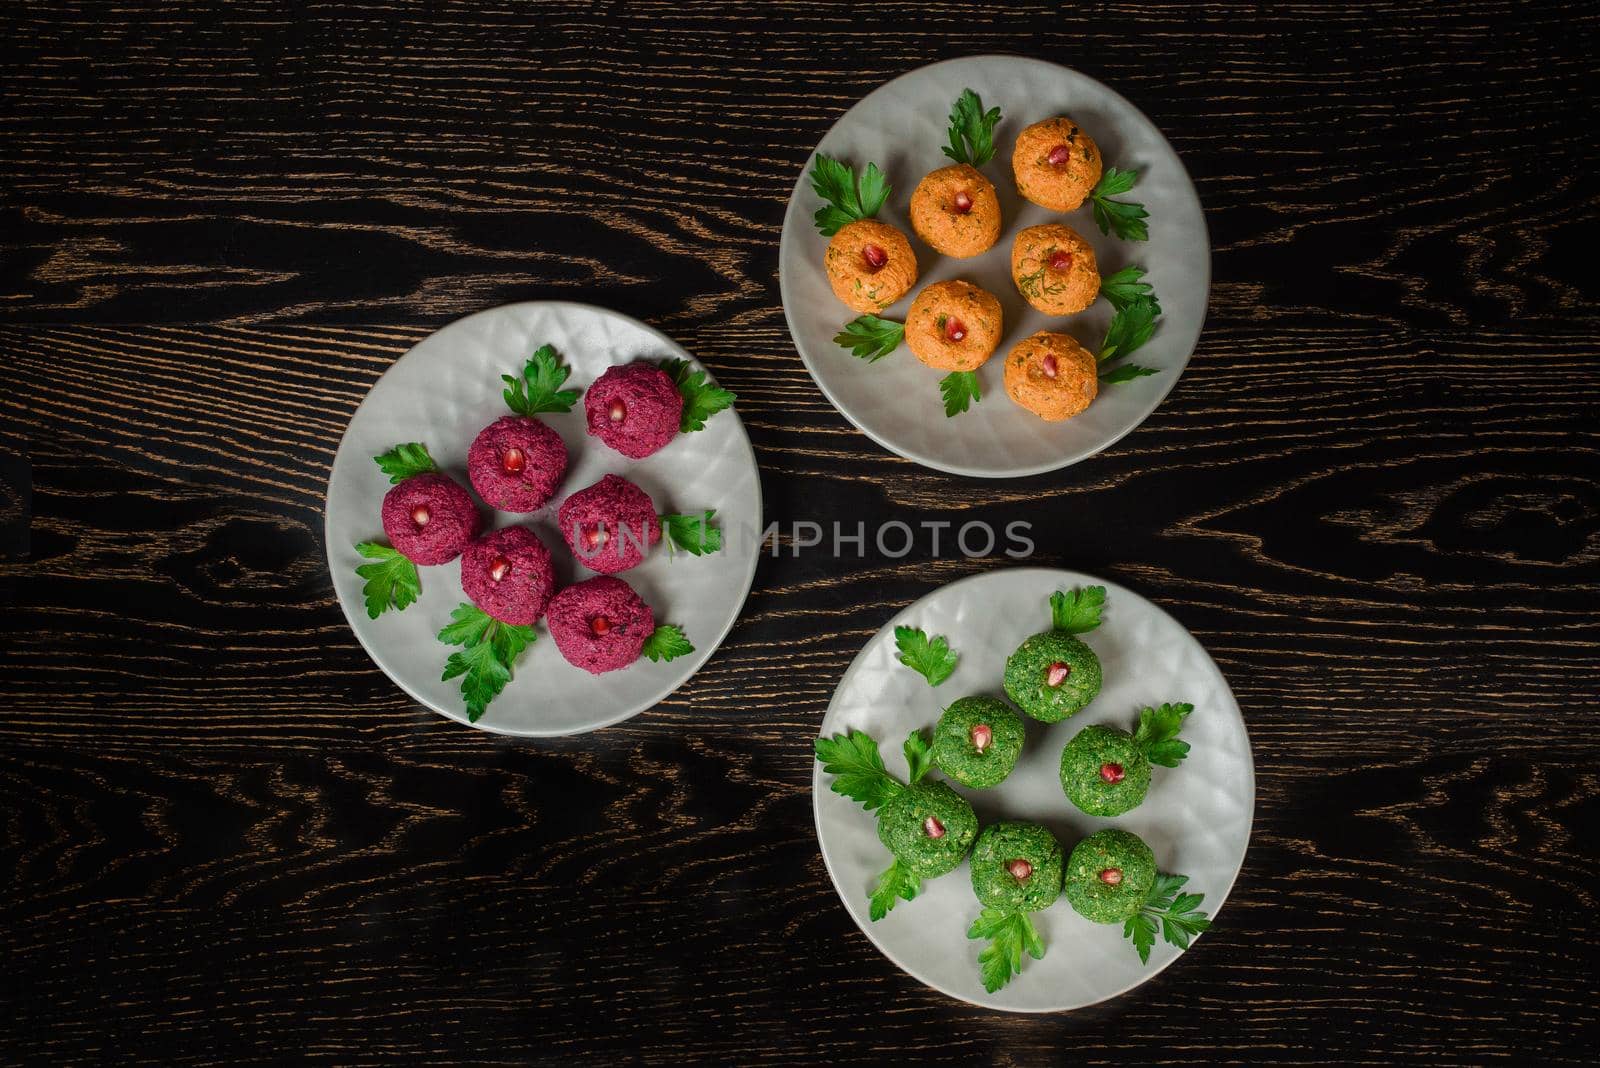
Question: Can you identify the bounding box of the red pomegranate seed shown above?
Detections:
[582,525,608,550]
[409,504,430,528]
[1100,762,1125,784]
[1045,661,1070,687]
[1048,250,1073,271]
[923,815,946,839]
[861,243,888,270]
[970,723,992,754]
[1041,355,1059,380]
[944,317,967,343]
[952,190,973,214]
[1047,144,1071,166]
[501,446,525,474]
[1099,867,1123,886]
[1006,859,1033,881]
[608,399,626,423]
[590,615,612,636]
[488,555,511,583]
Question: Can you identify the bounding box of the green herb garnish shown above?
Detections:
[503,343,580,415]
[903,728,934,784]
[354,541,421,618]
[1134,702,1193,767]
[659,510,722,556]
[373,442,439,484]
[834,314,905,362]
[894,625,958,687]
[662,357,736,433]
[815,729,905,812]
[1099,265,1160,315]
[1089,167,1149,242]
[939,370,982,417]
[869,858,923,921]
[942,88,1002,167]
[641,624,694,663]
[968,908,1046,992]
[1050,585,1105,634]
[809,154,892,236]
[1099,363,1160,384]
[1098,297,1160,383]
[1124,872,1211,964]
[438,602,537,723]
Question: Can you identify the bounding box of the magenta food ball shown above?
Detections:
[459,526,557,626]
[546,576,656,674]
[468,415,568,512]
[380,473,482,565]
[557,474,662,574]
[585,363,683,460]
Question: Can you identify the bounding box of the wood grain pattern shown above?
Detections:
[3,0,1599,1063]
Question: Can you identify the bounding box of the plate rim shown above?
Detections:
[778,54,1213,479]
[322,299,764,737]
[810,565,1255,1012]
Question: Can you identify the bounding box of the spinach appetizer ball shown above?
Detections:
[933,696,1024,789]
[1012,116,1102,213]
[969,822,1064,913]
[876,781,978,878]
[904,280,1004,372]
[380,473,482,566]
[825,219,918,314]
[1064,829,1156,925]
[1004,629,1102,722]
[1060,724,1151,816]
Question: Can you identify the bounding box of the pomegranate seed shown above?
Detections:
[501,447,525,474]
[582,525,608,550]
[944,317,967,343]
[970,723,992,754]
[1045,661,1070,687]
[923,815,946,839]
[1006,859,1033,881]
[590,615,612,636]
[488,555,511,583]
[608,399,626,423]
[1048,250,1073,271]
[1047,144,1072,166]
[1100,762,1125,784]
[861,243,888,270]
[952,190,973,214]
[1099,867,1123,886]
[1041,355,1059,380]
[409,504,430,528]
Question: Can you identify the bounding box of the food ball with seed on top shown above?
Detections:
[467,415,567,513]
[875,781,978,878]
[1003,331,1098,422]
[1012,116,1103,213]
[1012,223,1099,316]
[1003,627,1102,722]
[824,219,918,314]
[969,822,1065,913]
[558,473,662,575]
[904,280,1004,372]
[380,473,481,566]
[1064,829,1156,925]
[459,525,557,626]
[546,575,656,675]
[585,363,683,460]
[909,163,1001,258]
[932,695,1024,789]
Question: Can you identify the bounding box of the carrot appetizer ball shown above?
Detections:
[1012,223,1099,316]
[1012,117,1102,213]
[825,219,918,314]
[1004,331,1098,421]
[904,280,1003,372]
[910,164,1001,258]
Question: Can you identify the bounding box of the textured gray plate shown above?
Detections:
[779,56,1210,477]
[325,302,762,736]
[813,568,1253,1011]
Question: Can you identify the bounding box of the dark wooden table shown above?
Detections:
[4,2,1597,1063]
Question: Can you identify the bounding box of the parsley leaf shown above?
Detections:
[833,315,905,362]
[814,729,905,812]
[438,602,537,723]
[1099,265,1160,315]
[353,541,421,619]
[967,909,1046,992]
[1133,702,1194,767]
[903,729,934,785]
[1089,167,1149,242]
[869,857,923,921]
[1124,872,1211,963]
[659,510,722,556]
[662,357,736,433]
[1099,363,1160,384]
[502,344,580,415]
[942,88,1002,167]
[894,625,958,687]
[809,154,892,236]
[1050,585,1106,634]
[373,442,439,484]
[641,624,694,662]
[1099,297,1159,364]
[939,370,982,417]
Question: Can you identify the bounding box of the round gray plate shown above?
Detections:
[325,302,762,736]
[779,56,1210,478]
[813,568,1253,1011]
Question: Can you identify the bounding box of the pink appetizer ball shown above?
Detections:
[468,415,568,512]
[584,363,682,460]
[546,576,655,675]
[557,474,662,574]
[380,473,481,565]
[459,526,557,626]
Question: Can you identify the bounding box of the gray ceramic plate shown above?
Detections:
[325,302,762,736]
[813,568,1253,1011]
[779,56,1209,477]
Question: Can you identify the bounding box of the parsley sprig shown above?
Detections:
[1133,702,1194,767]
[373,442,439,484]
[1099,265,1161,315]
[659,511,722,556]
[870,858,922,921]
[817,728,935,921]
[894,625,958,687]
[1089,167,1150,242]
[662,357,736,433]
[642,624,694,662]
[503,344,580,416]
[834,315,905,362]
[1098,297,1161,384]
[438,602,537,723]
[968,908,1046,992]
[942,88,1002,167]
[1124,872,1212,963]
[354,541,421,618]
[1050,585,1106,633]
[809,154,891,237]
[939,370,982,417]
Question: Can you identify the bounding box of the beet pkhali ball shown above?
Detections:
[547,575,655,674]
[468,415,567,512]
[585,363,683,460]
[824,218,919,314]
[904,280,1004,372]
[459,525,557,626]
[1012,116,1102,213]
[1012,223,1099,316]
[909,163,1001,258]
[380,473,481,566]
[558,473,662,574]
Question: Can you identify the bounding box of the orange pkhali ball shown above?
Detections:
[824,219,919,314]
[904,280,1004,372]
[1004,331,1098,421]
[1012,223,1099,316]
[909,164,1002,258]
[1012,117,1102,213]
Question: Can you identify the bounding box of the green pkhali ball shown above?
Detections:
[876,781,978,878]
[933,696,1025,789]
[1064,829,1156,924]
[969,821,1064,912]
[1060,724,1152,816]
[1003,631,1102,723]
